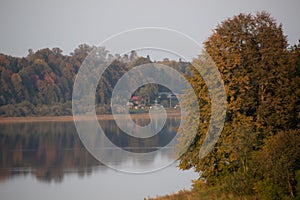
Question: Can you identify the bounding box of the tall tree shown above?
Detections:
[179,12,299,191]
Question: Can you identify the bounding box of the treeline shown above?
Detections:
[177,12,300,199]
[0,45,190,116]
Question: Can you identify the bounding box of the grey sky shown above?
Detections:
[0,0,299,60]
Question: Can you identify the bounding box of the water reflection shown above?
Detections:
[100,117,177,153]
[0,122,100,183]
[0,117,180,183]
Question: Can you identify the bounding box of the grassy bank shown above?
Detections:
[146,187,257,200]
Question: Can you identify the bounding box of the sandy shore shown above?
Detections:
[0,111,181,124]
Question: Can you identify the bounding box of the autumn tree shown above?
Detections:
[179,12,300,197]
[255,130,300,199]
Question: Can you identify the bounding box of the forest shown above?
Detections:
[0,44,189,116]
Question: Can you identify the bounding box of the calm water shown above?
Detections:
[0,118,197,200]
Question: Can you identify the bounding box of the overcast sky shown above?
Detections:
[1,0,299,60]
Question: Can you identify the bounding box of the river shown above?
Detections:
[0,118,197,200]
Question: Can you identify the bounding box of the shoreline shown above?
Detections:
[0,111,181,124]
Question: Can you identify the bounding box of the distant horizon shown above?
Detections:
[0,44,192,62]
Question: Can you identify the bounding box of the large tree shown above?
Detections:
[179,12,300,196]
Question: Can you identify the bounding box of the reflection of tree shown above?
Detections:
[0,122,101,183]
[0,119,181,182]
[99,117,180,153]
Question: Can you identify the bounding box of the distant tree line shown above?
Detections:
[0,44,190,116]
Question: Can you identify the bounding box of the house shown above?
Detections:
[129,96,145,109]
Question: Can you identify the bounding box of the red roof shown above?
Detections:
[131,96,140,101]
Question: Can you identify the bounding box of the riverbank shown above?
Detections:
[0,110,181,123]
[147,186,242,200]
